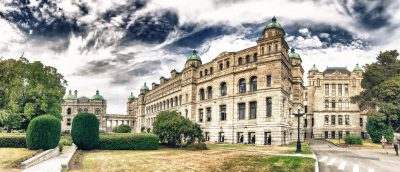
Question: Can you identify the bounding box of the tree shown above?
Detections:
[366,111,394,143]
[71,113,99,150]
[153,111,203,147]
[0,57,67,130]
[0,104,22,133]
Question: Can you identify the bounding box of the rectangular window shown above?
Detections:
[345,115,350,125]
[249,132,256,144]
[199,109,203,122]
[67,119,71,126]
[346,131,350,136]
[331,115,336,125]
[249,102,257,119]
[331,131,336,139]
[325,84,329,96]
[304,118,307,127]
[312,118,314,127]
[339,131,343,139]
[344,84,349,96]
[304,105,308,113]
[324,131,329,139]
[238,103,245,120]
[264,132,272,145]
[266,98,272,117]
[266,75,272,87]
[237,132,244,143]
[324,115,329,125]
[205,132,210,141]
[338,84,342,96]
[338,115,343,125]
[332,84,336,96]
[360,117,363,127]
[220,105,227,121]
[219,132,225,143]
[206,107,212,121]
[304,92,308,101]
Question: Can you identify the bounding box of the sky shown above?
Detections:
[1,0,399,114]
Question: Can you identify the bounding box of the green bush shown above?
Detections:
[344,135,362,145]
[26,115,61,150]
[187,142,208,150]
[366,113,394,143]
[71,113,99,150]
[0,135,26,148]
[114,124,132,133]
[98,133,159,150]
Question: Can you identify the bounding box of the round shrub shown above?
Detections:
[71,113,99,150]
[26,115,61,150]
[366,114,394,143]
[115,124,132,133]
[344,135,362,145]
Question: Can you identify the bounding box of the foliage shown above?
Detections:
[26,115,61,150]
[0,108,22,133]
[187,142,208,150]
[344,135,362,145]
[366,111,394,143]
[153,111,203,146]
[0,134,26,148]
[98,133,159,150]
[114,124,131,133]
[71,113,99,150]
[0,58,67,131]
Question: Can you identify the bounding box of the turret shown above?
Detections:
[184,50,202,68]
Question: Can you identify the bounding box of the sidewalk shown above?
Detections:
[23,146,76,172]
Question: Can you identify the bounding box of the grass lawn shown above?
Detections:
[0,148,38,171]
[70,148,315,172]
[286,142,313,154]
[206,143,292,153]
[326,139,381,148]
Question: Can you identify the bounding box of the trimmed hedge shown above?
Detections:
[71,113,99,150]
[0,135,26,148]
[26,115,61,150]
[98,133,159,150]
[114,124,132,133]
[345,135,362,145]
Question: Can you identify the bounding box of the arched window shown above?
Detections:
[207,86,213,99]
[238,57,243,65]
[210,67,213,74]
[84,108,88,112]
[332,100,336,108]
[166,100,170,108]
[67,108,71,115]
[175,97,178,106]
[226,61,230,68]
[170,98,173,107]
[200,71,203,77]
[261,47,265,55]
[325,100,329,108]
[219,63,223,71]
[250,76,257,92]
[205,69,208,76]
[345,100,349,109]
[78,108,82,113]
[95,108,100,115]
[220,82,227,96]
[275,44,278,52]
[199,89,205,101]
[245,55,250,64]
[253,53,257,62]
[338,100,342,109]
[238,78,246,93]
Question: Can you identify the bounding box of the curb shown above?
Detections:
[21,146,61,168]
[61,144,78,171]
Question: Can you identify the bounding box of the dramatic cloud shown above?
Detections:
[1,0,399,113]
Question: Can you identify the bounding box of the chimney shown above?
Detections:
[74,90,78,98]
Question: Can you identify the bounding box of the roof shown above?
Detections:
[141,82,149,91]
[128,92,136,100]
[266,16,283,29]
[309,64,319,72]
[64,90,74,100]
[288,48,301,59]
[353,64,363,72]
[323,67,351,74]
[92,90,104,100]
[187,50,201,62]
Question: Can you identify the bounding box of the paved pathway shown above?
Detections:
[310,139,400,172]
[23,146,75,172]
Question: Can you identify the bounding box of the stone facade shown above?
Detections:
[127,17,305,146]
[304,65,367,139]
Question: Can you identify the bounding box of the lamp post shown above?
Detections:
[293,106,305,153]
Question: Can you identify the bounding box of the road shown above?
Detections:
[310,139,400,172]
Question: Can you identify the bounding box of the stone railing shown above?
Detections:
[61,144,78,170]
[21,146,61,168]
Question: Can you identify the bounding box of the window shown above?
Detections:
[84,108,88,112]
[205,69,208,76]
[338,100,342,109]
[219,132,225,143]
[338,84,342,96]
[331,115,336,125]
[220,105,227,121]
[346,131,350,136]
[95,108,100,115]
[266,75,272,87]
[200,71,203,77]
[250,76,257,92]
[220,82,227,96]
[332,100,336,108]
[205,132,210,141]
[304,118,307,127]
[264,132,272,145]
[67,108,71,115]
[226,61,230,68]
[261,47,265,55]
[199,89,205,101]
[238,103,246,120]
[253,53,258,62]
[312,118,314,127]
[325,100,329,108]
[207,86,213,99]
[325,84,329,96]
[245,55,250,64]
[249,132,256,144]
[210,67,213,74]
[237,132,244,143]
[238,78,246,93]
[345,100,349,109]
[344,84,349,96]
[304,105,308,113]
[266,98,272,117]
[268,45,271,52]
[331,131,336,139]
[360,117,363,127]
[324,131,329,139]
[339,131,343,139]
[249,102,257,119]
[67,118,71,126]
[206,107,212,121]
[238,57,243,65]
[185,109,188,118]
[199,109,203,122]
[304,92,308,101]
[345,115,350,125]
[219,63,223,71]
[275,44,278,52]
[332,84,336,96]
[324,115,329,125]
[338,115,343,125]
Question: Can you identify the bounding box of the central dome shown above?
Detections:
[187,50,201,62]
[266,16,283,29]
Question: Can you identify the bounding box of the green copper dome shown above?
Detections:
[128,92,136,100]
[310,64,319,72]
[266,16,283,29]
[140,82,149,91]
[288,48,301,59]
[65,90,75,100]
[187,50,201,61]
[92,90,104,100]
[353,63,363,72]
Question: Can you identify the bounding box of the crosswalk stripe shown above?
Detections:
[319,156,328,162]
[353,164,359,172]
[368,169,374,172]
[338,161,347,170]
[327,158,336,165]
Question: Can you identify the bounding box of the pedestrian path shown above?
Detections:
[23,146,75,172]
[318,156,375,172]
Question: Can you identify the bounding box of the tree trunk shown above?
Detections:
[6,126,12,133]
